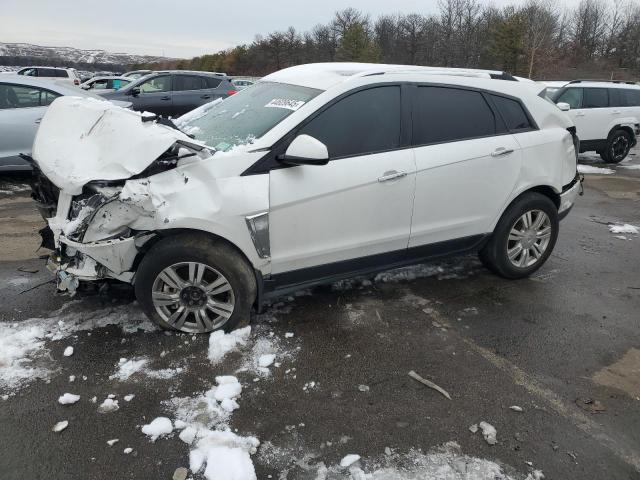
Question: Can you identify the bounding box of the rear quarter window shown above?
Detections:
[491,95,534,131]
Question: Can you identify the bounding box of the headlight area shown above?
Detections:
[50,183,156,294]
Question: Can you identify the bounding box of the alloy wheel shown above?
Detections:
[151,262,235,333]
[611,135,630,162]
[506,210,552,268]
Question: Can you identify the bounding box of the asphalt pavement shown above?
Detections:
[0,152,639,480]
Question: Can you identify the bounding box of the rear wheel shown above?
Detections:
[600,130,632,164]
[135,233,256,333]
[479,192,559,279]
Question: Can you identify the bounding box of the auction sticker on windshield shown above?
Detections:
[264,99,306,111]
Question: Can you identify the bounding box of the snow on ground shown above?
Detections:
[0,181,30,195]
[0,302,155,392]
[258,441,540,479]
[141,417,174,441]
[58,393,80,405]
[109,357,184,381]
[577,164,614,175]
[609,223,639,235]
[208,326,251,364]
[619,163,640,170]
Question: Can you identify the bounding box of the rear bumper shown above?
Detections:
[558,173,583,220]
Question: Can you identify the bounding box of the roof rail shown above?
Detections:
[568,79,637,85]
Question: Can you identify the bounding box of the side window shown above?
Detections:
[491,95,533,131]
[623,89,640,107]
[206,77,222,88]
[556,88,583,109]
[40,90,60,106]
[0,84,59,109]
[91,79,109,90]
[413,86,501,145]
[38,68,57,77]
[582,88,608,108]
[173,75,207,91]
[20,68,37,77]
[298,86,401,159]
[139,75,171,93]
[609,89,624,107]
[54,70,68,78]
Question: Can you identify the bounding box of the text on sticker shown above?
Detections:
[264,99,306,111]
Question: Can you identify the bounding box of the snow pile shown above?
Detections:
[609,223,639,235]
[340,454,361,467]
[577,164,614,175]
[0,303,155,392]
[52,420,69,432]
[238,335,285,376]
[208,326,251,364]
[189,429,259,480]
[58,393,80,405]
[479,421,498,445]
[619,163,640,170]
[141,416,174,441]
[63,346,74,357]
[97,398,119,413]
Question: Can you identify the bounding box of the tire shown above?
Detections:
[135,232,256,333]
[479,192,559,279]
[599,129,632,164]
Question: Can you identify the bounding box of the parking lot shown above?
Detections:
[1,150,639,479]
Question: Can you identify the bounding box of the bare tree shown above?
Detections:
[520,0,558,78]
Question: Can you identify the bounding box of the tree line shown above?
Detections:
[138,0,640,80]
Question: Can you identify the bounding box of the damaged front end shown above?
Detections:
[31,96,211,295]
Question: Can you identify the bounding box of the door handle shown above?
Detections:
[160,96,170,101]
[491,147,514,157]
[575,112,586,116]
[378,170,407,182]
[200,94,211,99]
[612,110,621,115]
[35,118,42,124]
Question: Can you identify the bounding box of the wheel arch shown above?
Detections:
[608,124,636,142]
[491,184,560,232]
[131,228,260,301]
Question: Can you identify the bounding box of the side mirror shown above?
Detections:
[80,85,90,90]
[278,134,329,166]
[131,87,141,97]
[557,102,571,112]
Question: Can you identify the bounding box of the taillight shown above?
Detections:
[74,79,80,86]
[227,90,237,96]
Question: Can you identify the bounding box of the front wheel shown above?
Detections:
[600,130,632,164]
[479,192,559,279]
[135,233,256,333]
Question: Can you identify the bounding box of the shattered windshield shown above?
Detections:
[176,82,321,151]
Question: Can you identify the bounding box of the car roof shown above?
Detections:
[84,76,130,81]
[17,66,74,71]
[0,74,95,95]
[150,70,228,77]
[262,62,530,91]
[563,80,640,89]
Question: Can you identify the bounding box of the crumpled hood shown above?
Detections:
[32,96,205,195]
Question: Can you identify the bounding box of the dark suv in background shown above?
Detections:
[102,71,236,117]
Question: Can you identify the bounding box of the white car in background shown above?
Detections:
[552,80,640,163]
[0,75,131,171]
[232,78,255,90]
[31,63,580,334]
[16,66,81,86]
[80,76,132,95]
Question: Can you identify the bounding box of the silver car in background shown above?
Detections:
[0,75,130,171]
[80,76,132,95]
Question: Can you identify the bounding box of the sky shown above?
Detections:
[1,0,584,59]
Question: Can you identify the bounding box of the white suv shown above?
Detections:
[552,80,640,163]
[16,66,81,87]
[31,63,581,333]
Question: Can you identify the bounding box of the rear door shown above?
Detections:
[579,88,611,140]
[408,85,522,249]
[171,75,212,116]
[269,85,417,276]
[131,75,173,116]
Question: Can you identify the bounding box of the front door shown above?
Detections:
[132,75,173,116]
[269,85,416,277]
